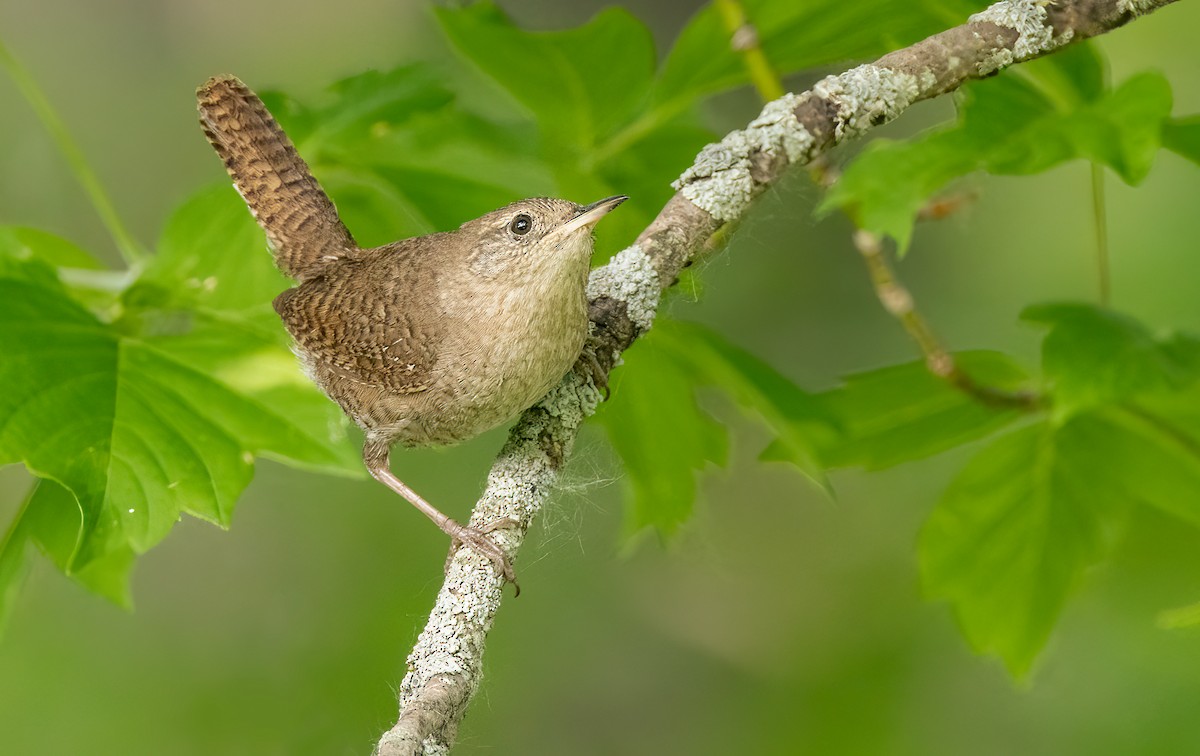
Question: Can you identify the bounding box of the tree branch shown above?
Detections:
[374,1,1181,753]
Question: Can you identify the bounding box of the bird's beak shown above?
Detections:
[558,195,628,236]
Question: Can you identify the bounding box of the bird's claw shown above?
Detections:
[444,517,521,596]
[577,349,610,400]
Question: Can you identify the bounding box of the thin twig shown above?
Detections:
[852,230,1042,409]
[714,0,785,101]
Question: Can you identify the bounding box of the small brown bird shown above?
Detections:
[196,75,625,586]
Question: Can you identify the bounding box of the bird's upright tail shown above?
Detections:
[197,75,355,280]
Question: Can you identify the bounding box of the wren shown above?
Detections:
[196,75,625,587]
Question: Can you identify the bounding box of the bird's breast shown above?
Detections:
[439,276,589,424]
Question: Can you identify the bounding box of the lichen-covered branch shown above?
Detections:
[374,1,1181,753]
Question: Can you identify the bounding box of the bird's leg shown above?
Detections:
[363,443,518,591]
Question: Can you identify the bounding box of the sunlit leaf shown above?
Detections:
[139,184,288,314]
[144,314,361,476]
[0,240,358,599]
[129,186,364,475]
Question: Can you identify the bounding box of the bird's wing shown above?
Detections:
[273,248,443,394]
[197,75,355,281]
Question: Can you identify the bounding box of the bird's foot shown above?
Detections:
[443,517,521,596]
[577,348,610,400]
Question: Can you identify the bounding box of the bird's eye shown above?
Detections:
[510,214,533,236]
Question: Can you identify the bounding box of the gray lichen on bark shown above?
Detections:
[672,92,815,221]
[812,64,925,139]
[969,0,1073,74]
[585,244,661,334]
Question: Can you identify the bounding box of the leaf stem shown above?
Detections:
[0,37,145,267]
[589,106,673,169]
[714,0,785,102]
[852,230,1043,410]
[1090,161,1110,306]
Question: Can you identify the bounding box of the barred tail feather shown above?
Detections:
[197,75,355,280]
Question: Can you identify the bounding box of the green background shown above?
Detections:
[2,1,1200,753]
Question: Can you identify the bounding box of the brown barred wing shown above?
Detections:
[272,252,442,395]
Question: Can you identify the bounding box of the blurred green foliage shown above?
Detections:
[1,0,1200,753]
